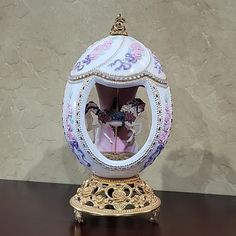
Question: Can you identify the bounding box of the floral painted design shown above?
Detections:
[143,96,172,168]
[143,144,164,168]
[65,96,91,167]
[153,55,163,74]
[159,99,172,145]
[109,42,145,71]
[129,42,145,60]
[73,39,113,72]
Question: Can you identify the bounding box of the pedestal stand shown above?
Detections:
[70,175,161,223]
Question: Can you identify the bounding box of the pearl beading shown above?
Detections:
[69,70,168,88]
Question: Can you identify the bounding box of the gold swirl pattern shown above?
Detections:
[70,175,161,220]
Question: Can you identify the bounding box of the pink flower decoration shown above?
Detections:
[132,50,142,59]
[129,42,144,60]
[90,39,113,58]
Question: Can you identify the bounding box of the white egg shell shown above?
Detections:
[63,35,172,178]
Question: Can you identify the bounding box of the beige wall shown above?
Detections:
[0,0,235,195]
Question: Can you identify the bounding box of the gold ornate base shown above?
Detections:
[70,175,161,223]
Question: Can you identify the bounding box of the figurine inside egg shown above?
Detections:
[62,17,172,179]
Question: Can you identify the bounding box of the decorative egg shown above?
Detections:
[62,18,172,179]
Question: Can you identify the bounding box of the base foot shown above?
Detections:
[74,209,83,223]
[149,207,160,224]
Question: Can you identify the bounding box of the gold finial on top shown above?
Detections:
[110,14,128,36]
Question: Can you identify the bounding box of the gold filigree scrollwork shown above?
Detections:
[110,14,128,36]
[70,175,161,222]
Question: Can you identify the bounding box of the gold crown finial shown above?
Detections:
[110,14,128,36]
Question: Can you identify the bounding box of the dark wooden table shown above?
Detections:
[0,179,235,236]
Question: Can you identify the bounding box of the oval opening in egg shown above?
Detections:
[85,81,151,162]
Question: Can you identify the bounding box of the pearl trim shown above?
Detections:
[69,70,168,88]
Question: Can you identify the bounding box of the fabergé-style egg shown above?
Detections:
[62,17,172,178]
